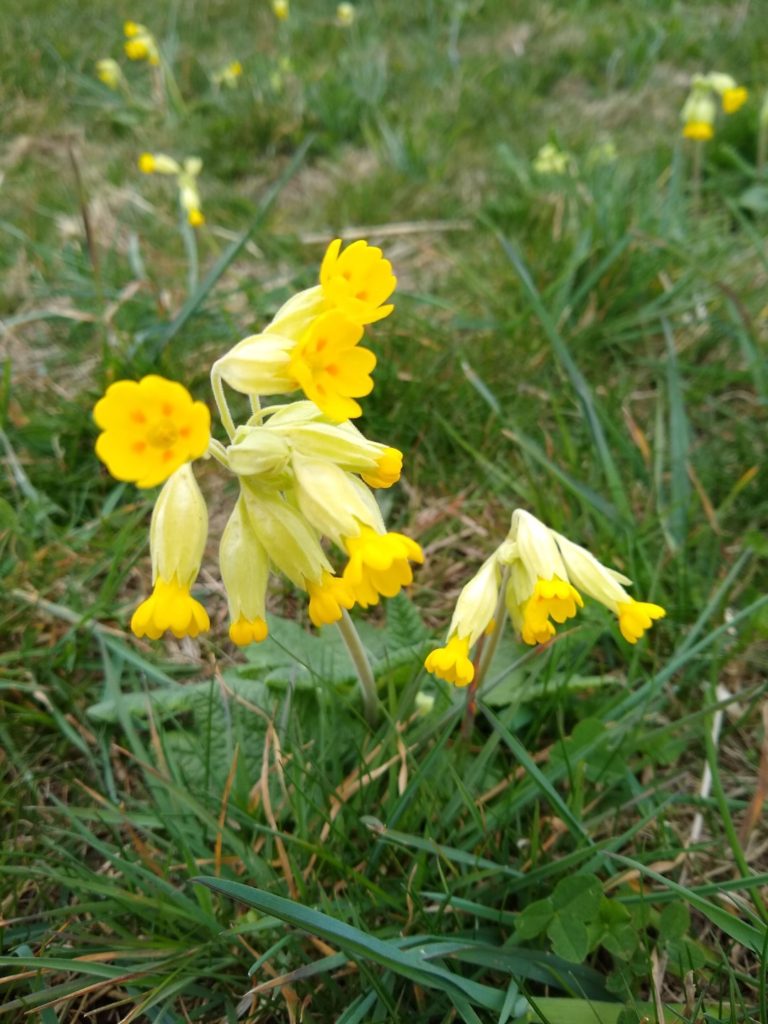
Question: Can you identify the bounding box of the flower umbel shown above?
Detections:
[124,21,160,64]
[139,154,206,227]
[93,375,210,488]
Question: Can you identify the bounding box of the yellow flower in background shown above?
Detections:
[342,527,424,608]
[336,2,356,26]
[213,59,243,88]
[288,310,375,421]
[680,85,716,141]
[131,464,210,640]
[425,554,501,687]
[124,20,160,65]
[533,142,572,175]
[95,58,124,89]
[94,376,211,489]
[138,153,206,227]
[706,72,748,114]
[320,239,396,326]
[272,0,289,20]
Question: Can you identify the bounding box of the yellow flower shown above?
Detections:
[93,375,210,489]
[342,526,424,607]
[213,59,243,88]
[220,496,270,645]
[361,447,402,488]
[336,2,356,26]
[617,600,666,644]
[123,21,159,65]
[131,578,210,639]
[533,142,571,175]
[139,152,181,175]
[131,464,210,641]
[307,571,355,627]
[320,239,396,326]
[288,309,376,421]
[291,452,383,545]
[722,86,748,114]
[425,636,474,688]
[272,0,289,19]
[96,58,123,89]
[139,154,206,227]
[425,553,500,687]
[682,121,714,141]
[500,510,666,645]
[680,87,716,141]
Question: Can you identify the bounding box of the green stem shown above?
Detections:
[210,367,236,441]
[758,120,767,178]
[337,609,378,727]
[206,437,230,469]
[249,394,263,420]
[691,139,703,216]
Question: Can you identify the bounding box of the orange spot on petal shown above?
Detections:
[162,403,173,416]
[162,449,175,461]
[133,441,146,453]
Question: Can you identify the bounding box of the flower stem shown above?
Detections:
[337,609,379,727]
[210,367,236,441]
[691,139,703,216]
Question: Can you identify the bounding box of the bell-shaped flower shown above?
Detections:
[220,495,270,645]
[681,85,717,141]
[425,554,501,687]
[124,21,160,65]
[131,464,210,640]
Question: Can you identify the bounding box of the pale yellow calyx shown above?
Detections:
[241,487,332,591]
[681,88,716,141]
[149,464,208,589]
[617,600,666,644]
[213,335,295,398]
[220,496,270,642]
[425,635,474,688]
[96,58,123,89]
[139,152,181,176]
[320,238,396,326]
[291,453,383,545]
[227,426,291,480]
[307,571,354,627]
[448,553,501,647]
[131,577,209,640]
[342,526,424,608]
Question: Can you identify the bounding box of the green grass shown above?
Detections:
[2,0,768,1020]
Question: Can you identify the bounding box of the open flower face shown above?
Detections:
[288,310,375,421]
[94,376,210,488]
[320,239,396,326]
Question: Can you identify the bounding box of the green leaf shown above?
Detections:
[547,915,589,964]
[552,874,603,919]
[602,924,638,959]
[659,901,690,940]
[515,898,554,940]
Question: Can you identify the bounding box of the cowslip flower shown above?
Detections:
[139,153,206,227]
[425,554,500,687]
[219,495,270,645]
[96,58,124,90]
[93,375,210,489]
[272,0,289,20]
[213,239,395,421]
[706,72,748,114]
[124,21,160,65]
[680,85,717,141]
[336,2,356,27]
[533,142,572,175]
[131,464,210,639]
[213,60,243,88]
[425,509,665,687]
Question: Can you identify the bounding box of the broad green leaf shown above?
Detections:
[547,915,589,964]
[514,898,554,940]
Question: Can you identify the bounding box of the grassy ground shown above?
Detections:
[2,0,768,1020]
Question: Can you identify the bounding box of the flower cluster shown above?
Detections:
[93,240,423,646]
[425,510,666,687]
[123,20,160,65]
[681,72,748,142]
[139,153,205,227]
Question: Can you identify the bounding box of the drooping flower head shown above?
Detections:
[93,375,210,489]
[706,72,748,114]
[124,21,160,65]
[681,85,716,141]
[271,0,289,20]
[336,2,356,27]
[139,153,206,227]
[96,58,124,90]
[425,509,666,688]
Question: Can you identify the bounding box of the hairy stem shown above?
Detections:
[210,367,236,441]
[337,609,378,727]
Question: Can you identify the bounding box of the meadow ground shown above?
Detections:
[1,0,768,1021]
